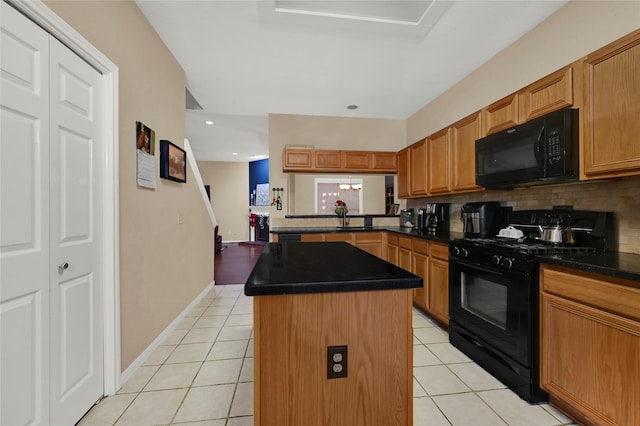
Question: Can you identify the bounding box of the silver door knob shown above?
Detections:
[58,262,69,273]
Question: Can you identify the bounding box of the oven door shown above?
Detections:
[449,257,531,366]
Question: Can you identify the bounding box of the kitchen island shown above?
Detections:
[245,242,422,426]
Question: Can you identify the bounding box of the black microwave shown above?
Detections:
[475,108,579,189]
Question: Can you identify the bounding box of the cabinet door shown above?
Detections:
[541,292,640,426]
[451,112,482,192]
[341,151,370,170]
[314,150,342,170]
[482,92,519,135]
[371,152,397,172]
[428,257,449,325]
[397,147,410,198]
[410,139,427,196]
[427,129,451,194]
[386,244,398,265]
[519,65,573,122]
[398,247,412,272]
[283,149,313,171]
[412,251,429,313]
[301,234,324,242]
[582,29,640,178]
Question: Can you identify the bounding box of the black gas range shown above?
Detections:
[448,209,615,403]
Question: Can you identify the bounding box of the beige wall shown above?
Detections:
[404,0,640,255]
[198,161,251,242]
[269,114,406,225]
[44,1,215,371]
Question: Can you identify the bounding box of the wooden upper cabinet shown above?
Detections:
[340,151,397,173]
[397,147,410,198]
[451,112,482,193]
[371,151,397,172]
[519,65,574,122]
[427,129,451,194]
[582,29,640,179]
[314,150,341,170]
[482,92,519,135]
[341,151,370,170]
[283,148,397,173]
[410,139,428,196]
[283,149,313,171]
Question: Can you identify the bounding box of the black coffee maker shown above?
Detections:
[420,203,449,234]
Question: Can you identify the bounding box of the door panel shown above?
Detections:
[1,4,50,425]
[49,36,103,425]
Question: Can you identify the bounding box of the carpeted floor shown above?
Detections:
[214,242,265,285]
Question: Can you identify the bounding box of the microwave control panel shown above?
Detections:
[546,131,562,165]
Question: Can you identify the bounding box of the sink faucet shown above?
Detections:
[342,208,347,228]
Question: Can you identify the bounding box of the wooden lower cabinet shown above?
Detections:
[398,237,412,271]
[540,265,640,426]
[387,234,399,265]
[353,232,383,258]
[301,234,324,242]
[409,239,449,326]
[428,243,449,325]
[254,289,414,425]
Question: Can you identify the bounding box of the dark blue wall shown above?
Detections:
[249,158,269,201]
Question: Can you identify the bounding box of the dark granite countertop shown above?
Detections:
[536,252,640,284]
[269,227,638,283]
[270,226,463,245]
[244,242,422,296]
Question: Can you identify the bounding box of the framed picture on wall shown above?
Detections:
[160,140,187,183]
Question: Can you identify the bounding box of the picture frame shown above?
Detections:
[160,140,187,183]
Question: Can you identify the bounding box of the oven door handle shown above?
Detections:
[451,258,506,276]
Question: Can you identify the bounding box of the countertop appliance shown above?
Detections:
[448,208,615,403]
[423,203,449,234]
[475,108,579,189]
[460,201,505,238]
[399,208,415,228]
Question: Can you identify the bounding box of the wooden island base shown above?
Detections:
[253,289,413,426]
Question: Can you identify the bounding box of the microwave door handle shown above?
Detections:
[535,126,545,165]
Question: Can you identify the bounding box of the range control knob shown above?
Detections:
[500,257,514,268]
[490,255,501,266]
[460,248,469,258]
[453,247,461,256]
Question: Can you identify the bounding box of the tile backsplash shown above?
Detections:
[408,176,640,254]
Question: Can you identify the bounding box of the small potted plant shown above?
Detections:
[335,200,348,217]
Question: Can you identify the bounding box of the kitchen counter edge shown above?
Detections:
[270,226,462,245]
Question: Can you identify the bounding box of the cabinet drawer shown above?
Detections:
[412,239,429,256]
[541,265,640,321]
[387,234,398,246]
[398,236,412,250]
[429,243,448,261]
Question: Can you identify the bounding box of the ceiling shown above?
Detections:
[135,0,568,162]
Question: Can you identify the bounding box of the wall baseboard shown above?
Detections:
[119,282,215,388]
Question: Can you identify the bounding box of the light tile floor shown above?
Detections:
[78,284,577,426]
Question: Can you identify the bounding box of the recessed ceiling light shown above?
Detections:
[347,105,358,110]
[205,120,214,125]
[232,152,238,156]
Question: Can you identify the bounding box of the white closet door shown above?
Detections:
[48,33,104,426]
[1,3,104,425]
[1,3,51,424]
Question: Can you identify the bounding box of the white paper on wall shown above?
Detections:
[255,183,269,206]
